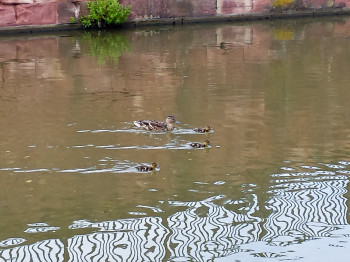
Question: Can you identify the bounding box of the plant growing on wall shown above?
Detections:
[80,0,131,28]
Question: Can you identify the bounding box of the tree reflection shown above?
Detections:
[81,32,130,64]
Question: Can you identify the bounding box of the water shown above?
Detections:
[1,16,350,261]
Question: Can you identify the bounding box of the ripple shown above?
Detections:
[0,167,21,171]
[136,205,164,213]
[172,128,214,135]
[194,181,210,185]
[128,211,147,216]
[271,170,336,178]
[72,144,94,148]
[28,223,50,227]
[322,164,346,169]
[300,165,321,170]
[76,126,213,135]
[69,220,92,230]
[338,161,350,166]
[214,181,225,185]
[0,238,26,247]
[2,161,160,174]
[93,143,211,151]
[14,168,50,173]
[24,226,60,233]
[281,167,295,171]
[77,128,166,134]
[336,170,350,174]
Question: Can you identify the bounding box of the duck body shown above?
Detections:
[190,140,211,148]
[134,116,179,131]
[193,125,211,133]
[136,162,158,172]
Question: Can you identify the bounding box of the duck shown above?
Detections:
[193,125,211,133]
[136,162,158,172]
[134,115,179,131]
[190,140,211,148]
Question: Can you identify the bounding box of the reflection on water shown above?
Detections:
[1,17,350,261]
[81,32,130,64]
[0,162,349,261]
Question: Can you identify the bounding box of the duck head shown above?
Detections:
[151,162,158,170]
[204,140,211,147]
[166,115,180,125]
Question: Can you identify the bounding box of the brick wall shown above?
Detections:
[0,0,83,26]
[0,0,350,27]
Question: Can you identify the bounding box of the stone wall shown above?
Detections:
[0,0,83,26]
[0,0,350,27]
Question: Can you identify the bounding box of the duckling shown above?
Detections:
[136,162,158,172]
[190,140,211,148]
[193,125,211,133]
[134,115,179,131]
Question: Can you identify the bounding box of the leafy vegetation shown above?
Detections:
[80,0,131,28]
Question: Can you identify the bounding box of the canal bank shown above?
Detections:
[0,0,350,34]
[0,8,350,35]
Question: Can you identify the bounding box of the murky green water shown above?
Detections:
[1,16,350,261]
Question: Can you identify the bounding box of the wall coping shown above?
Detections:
[0,8,350,35]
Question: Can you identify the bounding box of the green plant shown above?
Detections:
[70,16,75,23]
[80,0,131,28]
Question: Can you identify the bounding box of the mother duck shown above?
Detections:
[134,115,179,131]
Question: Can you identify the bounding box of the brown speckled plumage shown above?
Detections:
[134,116,179,131]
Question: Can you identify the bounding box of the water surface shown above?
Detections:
[1,16,350,261]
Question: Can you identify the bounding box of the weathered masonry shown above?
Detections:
[0,0,349,27]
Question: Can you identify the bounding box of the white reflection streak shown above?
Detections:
[67,217,168,262]
[167,194,262,261]
[0,239,64,262]
[0,170,349,261]
[263,174,348,242]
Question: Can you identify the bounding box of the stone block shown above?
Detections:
[42,2,57,24]
[0,4,16,26]
[119,0,164,19]
[167,0,195,17]
[57,1,79,23]
[16,4,44,25]
[15,2,57,25]
[252,0,271,12]
[333,0,349,7]
[304,0,333,8]
[1,0,33,4]
[79,1,88,17]
[126,0,214,18]
[192,0,217,16]
[218,0,254,14]
[33,0,55,3]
